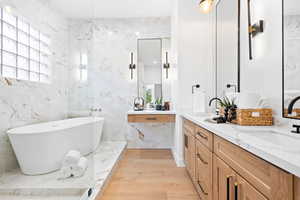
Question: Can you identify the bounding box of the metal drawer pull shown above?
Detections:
[234,182,238,200]
[197,153,208,165]
[197,132,208,140]
[146,117,157,120]
[197,181,208,195]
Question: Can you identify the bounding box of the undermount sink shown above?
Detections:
[204,118,219,124]
[237,128,300,153]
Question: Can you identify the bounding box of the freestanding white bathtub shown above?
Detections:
[7,117,104,175]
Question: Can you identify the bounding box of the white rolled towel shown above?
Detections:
[72,157,88,178]
[58,166,72,180]
[63,150,81,167]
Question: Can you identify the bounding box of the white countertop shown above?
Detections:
[128,110,176,115]
[182,113,300,177]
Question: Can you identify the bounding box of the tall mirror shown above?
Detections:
[283,0,300,119]
[215,0,240,97]
[138,38,163,109]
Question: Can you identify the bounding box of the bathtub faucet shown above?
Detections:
[90,108,102,112]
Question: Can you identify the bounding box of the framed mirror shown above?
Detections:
[137,38,163,109]
[282,0,300,119]
[215,0,241,97]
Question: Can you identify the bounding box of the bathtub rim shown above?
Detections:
[7,117,104,135]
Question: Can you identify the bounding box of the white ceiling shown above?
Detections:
[47,0,172,19]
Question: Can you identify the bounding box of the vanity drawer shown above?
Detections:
[195,126,213,151]
[183,119,196,136]
[127,114,175,123]
[214,135,293,200]
[195,140,213,200]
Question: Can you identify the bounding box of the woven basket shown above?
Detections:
[232,109,273,126]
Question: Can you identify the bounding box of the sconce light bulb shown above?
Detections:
[199,0,214,14]
[80,53,88,66]
[4,5,12,13]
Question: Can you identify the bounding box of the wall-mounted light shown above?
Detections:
[247,0,264,60]
[163,52,170,79]
[79,53,88,82]
[129,52,136,80]
[4,5,12,13]
[199,0,214,13]
[226,84,238,93]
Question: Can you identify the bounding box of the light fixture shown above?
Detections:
[163,52,170,79]
[129,52,136,80]
[247,0,264,60]
[4,5,12,13]
[199,0,214,13]
[80,53,88,66]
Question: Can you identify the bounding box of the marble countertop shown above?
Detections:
[128,110,176,115]
[182,113,300,177]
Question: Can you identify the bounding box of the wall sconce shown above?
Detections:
[199,0,214,13]
[163,52,170,79]
[226,84,238,93]
[129,52,136,80]
[247,0,264,60]
[79,53,88,82]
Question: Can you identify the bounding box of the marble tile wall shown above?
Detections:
[0,0,69,174]
[68,17,174,148]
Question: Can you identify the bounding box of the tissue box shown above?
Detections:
[232,109,273,126]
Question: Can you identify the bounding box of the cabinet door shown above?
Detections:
[184,129,196,182]
[196,141,213,200]
[236,174,268,200]
[213,156,236,200]
[184,133,191,174]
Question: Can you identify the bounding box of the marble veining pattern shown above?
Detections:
[0,141,127,200]
[0,0,69,176]
[68,18,174,148]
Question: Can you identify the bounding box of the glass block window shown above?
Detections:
[0,8,51,83]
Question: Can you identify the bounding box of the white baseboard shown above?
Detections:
[171,148,185,167]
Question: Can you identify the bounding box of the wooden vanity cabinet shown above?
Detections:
[213,156,236,200]
[214,135,293,200]
[183,117,294,200]
[213,156,268,200]
[183,119,214,200]
[235,174,268,200]
[183,120,196,182]
[195,140,213,200]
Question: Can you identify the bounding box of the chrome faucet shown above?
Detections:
[209,97,222,115]
[209,97,222,107]
[287,96,300,115]
[287,96,300,134]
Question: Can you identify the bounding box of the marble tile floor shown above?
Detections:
[0,141,127,200]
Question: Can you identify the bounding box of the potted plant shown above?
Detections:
[155,97,163,111]
[219,97,237,123]
[145,89,154,109]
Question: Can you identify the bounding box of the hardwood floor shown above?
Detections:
[97,149,199,200]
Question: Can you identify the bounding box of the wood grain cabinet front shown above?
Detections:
[127,114,175,123]
[235,174,268,200]
[183,124,196,182]
[195,140,213,200]
[182,118,295,200]
[195,126,213,151]
[214,135,293,200]
[213,156,267,200]
[213,156,236,200]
